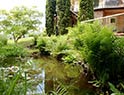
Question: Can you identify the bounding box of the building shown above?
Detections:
[71,0,124,33]
[94,0,124,33]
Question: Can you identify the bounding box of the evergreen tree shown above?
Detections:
[57,0,71,35]
[46,0,56,36]
[78,0,94,21]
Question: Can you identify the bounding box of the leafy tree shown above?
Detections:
[0,6,42,43]
[46,0,56,36]
[57,0,71,35]
[78,0,94,21]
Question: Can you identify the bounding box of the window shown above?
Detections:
[110,18,116,23]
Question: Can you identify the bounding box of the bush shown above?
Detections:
[2,45,26,57]
[37,29,83,62]
[49,35,70,57]
[69,22,124,91]
[37,36,51,55]
[0,34,7,46]
[0,45,26,66]
[37,35,71,60]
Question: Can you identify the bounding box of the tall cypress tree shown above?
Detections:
[57,0,71,35]
[78,0,94,21]
[46,0,56,36]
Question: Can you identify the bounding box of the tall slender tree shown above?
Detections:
[57,0,71,35]
[78,0,94,21]
[46,0,56,36]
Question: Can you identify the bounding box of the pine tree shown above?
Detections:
[78,0,94,21]
[46,0,56,36]
[57,0,71,35]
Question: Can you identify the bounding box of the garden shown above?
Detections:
[0,2,124,95]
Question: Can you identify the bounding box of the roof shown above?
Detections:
[95,0,124,9]
[105,0,120,6]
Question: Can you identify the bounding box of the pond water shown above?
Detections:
[0,56,96,95]
[0,57,46,95]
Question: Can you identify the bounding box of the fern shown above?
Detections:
[109,82,124,95]
[50,83,68,95]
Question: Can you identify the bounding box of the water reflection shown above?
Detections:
[26,59,45,94]
[26,69,45,95]
[36,69,45,94]
[0,58,46,95]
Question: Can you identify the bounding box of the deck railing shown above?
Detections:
[81,12,124,35]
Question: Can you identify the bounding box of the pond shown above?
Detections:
[0,56,96,95]
[0,57,45,95]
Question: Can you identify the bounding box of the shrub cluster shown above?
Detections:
[0,44,26,66]
[69,22,124,93]
[0,34,7,46]
[37,35,70,58]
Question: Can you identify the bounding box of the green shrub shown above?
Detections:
[63,54,76,64]
[69,22,124,89]
[109,82,124,95]
[49,35,70,57]
[38,29,83,62]
[37,36,51,55]
[0,34,7,46]
[37,35,71,60]
[0,71,26,95]
[17,37,34,48]
[0,45,26,66]
[1,45,26,57]
[61,49,82,64]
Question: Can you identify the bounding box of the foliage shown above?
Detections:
[38,28,83,63]
[78,0,94,21]
[57,0,71,34]
[49,82,68,95]
[37,36,50,55]
[0,71,26,95]
[68,22,124,93]
[0,6,42,43]
[17,37,34,48]
[46,0,56,36]
[109,82,124,95]
[68,22,124,94]
[68,23,85,50]
[0,45,26,57]
[0,45,26,66]
[62,54,76,64]
[0,59,46,95]
[37,35,71,59]
[0,34,7,46]
[48,35,70,57]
